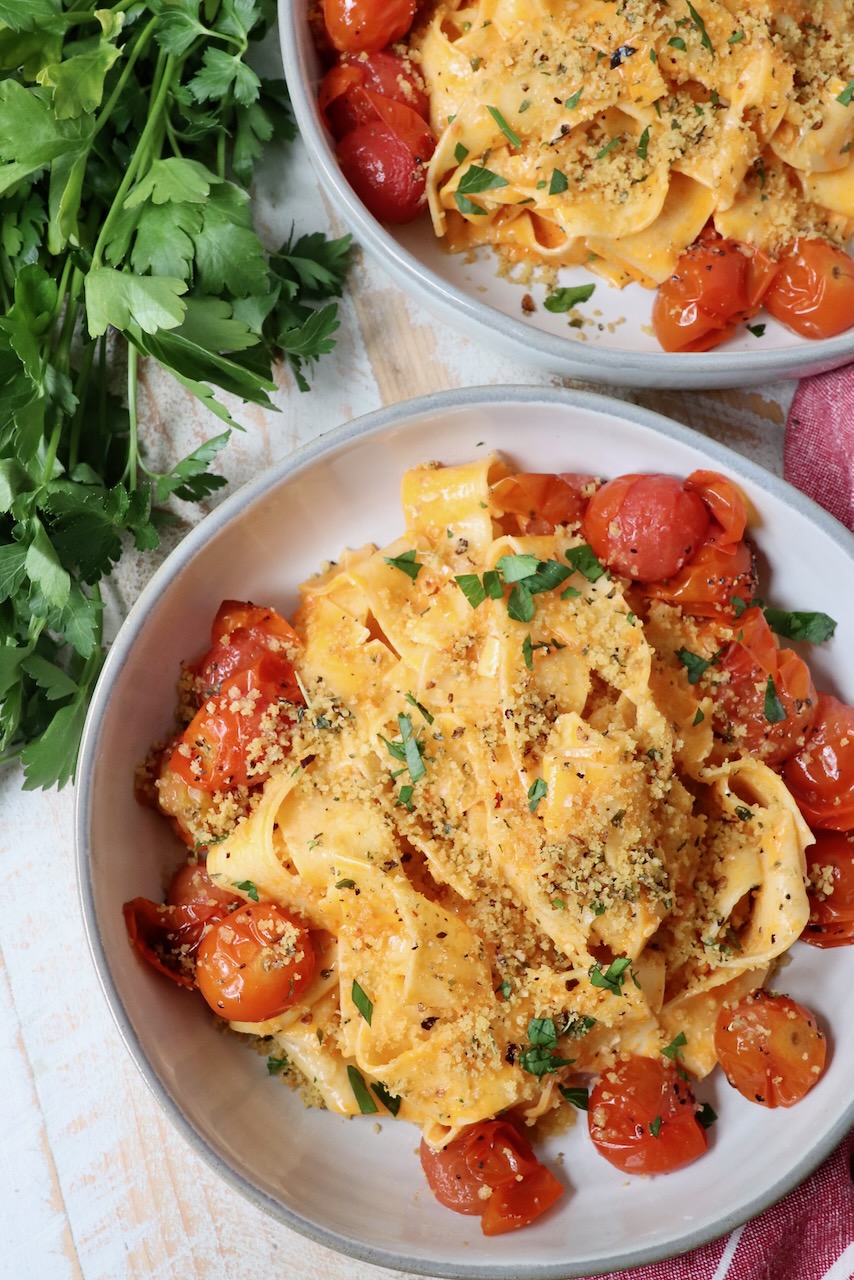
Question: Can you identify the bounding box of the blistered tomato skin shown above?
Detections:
[714,991,827,1107]
[588,1055,708,1175]
[764,240,854,339]
[321,0,417,53]
[195,902,316,1023]
[582,473,711,581]
[802,830,854,948]
[782,694,854,831]
[337,121,430,224]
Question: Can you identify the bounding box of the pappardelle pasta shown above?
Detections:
[125,454,849,1235]
[315,0,854,349]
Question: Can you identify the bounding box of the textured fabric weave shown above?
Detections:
[785,369,854,531]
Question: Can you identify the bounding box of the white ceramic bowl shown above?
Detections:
[77,387,854,1279]
[278,2,854,390]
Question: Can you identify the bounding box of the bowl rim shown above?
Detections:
[277,0,854,389]
[75,385,854,1278]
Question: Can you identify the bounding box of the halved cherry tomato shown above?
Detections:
[321,0,417,53]
[764,239,854,339]
[711,607,817,764]
[588,1055,708,1175]
[782,693,854,831]
[714,990,826,1107]
[319,51,428,138]
[195,902,316,1022]
[171,650,303,792]
[420,1120,563,1235]
[336,96,435,223]
[652,233,778,352]
[802,830,854,948]
[582,473,710,580]
[123,864,240,989]
[192,600,300,701]
[491,471,596,535]
[641,532,756,618]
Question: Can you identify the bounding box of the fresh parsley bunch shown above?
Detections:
[0,0,352,790]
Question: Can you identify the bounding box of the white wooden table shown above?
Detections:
[2,127,811,1280]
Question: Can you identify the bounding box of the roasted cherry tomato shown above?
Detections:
[195,902,316,1022]
[123,864,240,988]
[319,51,428,138]
[764,239,854,339]
[336,96,435,223]
[171,650,303,792]
[711,607,817,765]
[420,1120,563,1235]
[641,534,756,618]
[782,693,854,831]
[588,1055,708,1175]
[321,0,417,53]
[684,469,748,550]
[714,990,827,1107]
[491,471,596,535]
[192,600,301,702]
[652,232,777,352]
[582,472,710,581]
[802,830,854,948]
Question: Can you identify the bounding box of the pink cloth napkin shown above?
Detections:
[577,1129,854,1280]
[785,366,854,531]
[574,376,854,1280]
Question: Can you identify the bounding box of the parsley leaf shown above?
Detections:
[384,548,422,580]
[544,283,596,313]
[762,608,837,644]
[0,3,352,789]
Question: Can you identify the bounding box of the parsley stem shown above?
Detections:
[126,343,139,490]
[92,15,159,141]
[91,50,176,268]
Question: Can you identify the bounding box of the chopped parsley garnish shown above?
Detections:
[352,979,373,1025]
[519,1017,575,1076]
[589,955,633,996]
[649,1114,662,1138]
[837,79,854,106]
[455,573,487,609]
[728,29,745,44]
[544,283,596,312]
[527,777,548,812]
[347,1065,379,1114]
[764,675,787,724]
[677,647,713,684]
[370,1081,401,1116]
[549,169,569,194]
[687,2,714,54]
[508,582,535,622]
[404,692,434,724]
[454,164,508,215]
[696,1102,718,1128]
[668,36,687,51]
[487,105,522,146]
[498,979,513,999]
[692,707,705,726]
[559,1085,589,1110]
[747,323,766,337]
[381,712,426,784]
[730,594,749,617]
[637,125,651,160]
[734,805,754,822]
[564,88,583,109]
[235,879,259,901]
[396,784,415,812]
[662,1031,687,1061]
[565,543,607,581]
[762,608,837,644]
[384,548,422,580]
[454,142,469,164]
[267,1055,288,1075]
[595,136,622,159]
[335,877,356,890]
